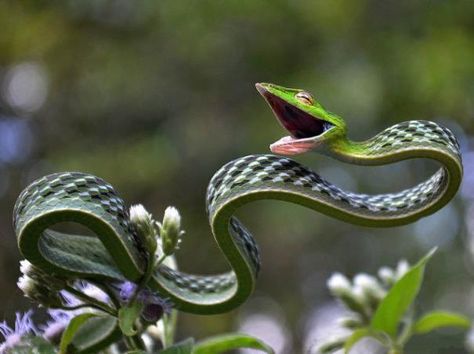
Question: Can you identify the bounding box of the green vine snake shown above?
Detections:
[13,83,462,314]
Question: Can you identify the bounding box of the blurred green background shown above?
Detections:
[0,1,474,353]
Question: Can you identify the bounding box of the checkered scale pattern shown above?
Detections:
[11,119,462,301]
[366,120,460,158]
[207,120,461,221]
[159,266,236,294]
[14,172,134,238]
[13,172,147,275]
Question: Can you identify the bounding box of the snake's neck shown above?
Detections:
[325,136,381,166]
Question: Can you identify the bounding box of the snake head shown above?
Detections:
[256,82,346,155]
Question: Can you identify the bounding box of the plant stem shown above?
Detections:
[397,308,414,347]
[124,335,138,350]
[162,310,178,348]
[64,285,117,316]
[129,254,167,305]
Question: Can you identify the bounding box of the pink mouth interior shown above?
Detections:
[269,136,320,155]
[258,87,332,155]
[262,93,327,139]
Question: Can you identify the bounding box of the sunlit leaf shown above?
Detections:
[159,338,194,354]
[193,333,274,354]
[371,248,436,337]
[414,311,471,334]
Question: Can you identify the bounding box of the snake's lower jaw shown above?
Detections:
[270,135,322,155]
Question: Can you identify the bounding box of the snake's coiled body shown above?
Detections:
[13,120,462,314]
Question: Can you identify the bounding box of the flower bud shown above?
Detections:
[17,275,63,308]
[337,316,363,329]
[327,273,368,317]
[354,273,387,302]
[396,260,410,279]
[129,204,157,255]
[378,266,395,286]
[159,206,185,256]
[18,260,64,308]
[19,260,66,291]
[327,273,352,297]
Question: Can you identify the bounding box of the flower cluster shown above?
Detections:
[129,204,185,258]
[17,260,65,308]
[118,281,173,323]
[0,311,37,353]
[314,260,410,353]
[326,260,409,325]
[2,204,183,353]
[1,279,174,352]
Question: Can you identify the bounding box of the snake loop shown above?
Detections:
[12,84,463,314]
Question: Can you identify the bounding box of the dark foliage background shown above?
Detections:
[0,1,473,353]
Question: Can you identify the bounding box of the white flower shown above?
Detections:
[129,204,157,254]
[378,266,395,285]
[327,273,352,297]
[130,204,153,225]
[19,260,33,275]
[17,276,35,297]
[159,206,185,256]
[163,206,181,228]
[396,260,410,279]
[354,273,386,301]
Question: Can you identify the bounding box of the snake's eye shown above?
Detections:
[295,91,314,105]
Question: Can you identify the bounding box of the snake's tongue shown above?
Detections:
[270,136,320,155]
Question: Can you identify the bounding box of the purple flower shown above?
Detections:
[42,281,110,344]
[0,311,37,353]
[117,281,173,322]
[141,297,173,323]
[41,310,74,344]
[118,281,137,301]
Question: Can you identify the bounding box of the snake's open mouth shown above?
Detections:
[256,83,333,155]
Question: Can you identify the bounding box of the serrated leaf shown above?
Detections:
[159,338,194,354]
[60,313,97,354]
[193,333,275,354]
[371,248,436,338]
[413,311,471,334]
[343,328,373,354]
[119,302,144,336]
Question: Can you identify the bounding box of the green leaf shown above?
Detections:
[71,315,121,354]
[413,311,471,334]
[60,313,97,354]
[193,333,274,354]
[344,328,375,354]
[119,301,144,336]
[371,248,436,338]
[159,338,194,354]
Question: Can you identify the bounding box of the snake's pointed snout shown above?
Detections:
[255,83,269,96]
